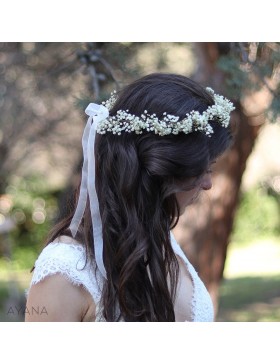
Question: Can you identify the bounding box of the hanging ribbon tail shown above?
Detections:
[87,119,107,279]
[69,103,109,280]
[69,115,92,237]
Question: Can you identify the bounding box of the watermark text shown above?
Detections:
[7,306,48,316]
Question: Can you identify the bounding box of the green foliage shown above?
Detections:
[2,174,59,261]
[0,246,38,271]
[0,282,9,312]
[217,43,280,120]
[218,274,280,321]
[231,187,279,244]
[267,94,280,122]
[217,55,255,99]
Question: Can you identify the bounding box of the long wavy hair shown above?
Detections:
[43,73,233,321]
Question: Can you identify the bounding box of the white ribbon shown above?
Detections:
[69,103,109,279]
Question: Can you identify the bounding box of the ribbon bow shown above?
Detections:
[69,103,109,279]
[85,103,109,122]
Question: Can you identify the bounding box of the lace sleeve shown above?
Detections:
[26,242,104,305]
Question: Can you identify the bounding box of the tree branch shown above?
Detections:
[238,42,278,98]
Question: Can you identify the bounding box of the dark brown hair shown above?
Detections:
[44,73,233,321]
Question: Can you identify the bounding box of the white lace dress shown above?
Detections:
[26,232,214,322]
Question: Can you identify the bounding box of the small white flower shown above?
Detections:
[95,87,235,137]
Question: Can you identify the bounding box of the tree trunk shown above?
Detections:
[172,43,263,315]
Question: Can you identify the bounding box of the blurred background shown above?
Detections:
[0,42,279,322]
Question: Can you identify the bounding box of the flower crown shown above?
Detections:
[98,87,235,137]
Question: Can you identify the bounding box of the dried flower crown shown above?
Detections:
[98,87,235,137]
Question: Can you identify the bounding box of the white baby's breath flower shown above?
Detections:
[96,87,235,137]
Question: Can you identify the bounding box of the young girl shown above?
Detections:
[25,73,234,322]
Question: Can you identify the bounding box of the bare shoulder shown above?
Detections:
[54,235,82,246]
[25,273,96,322]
